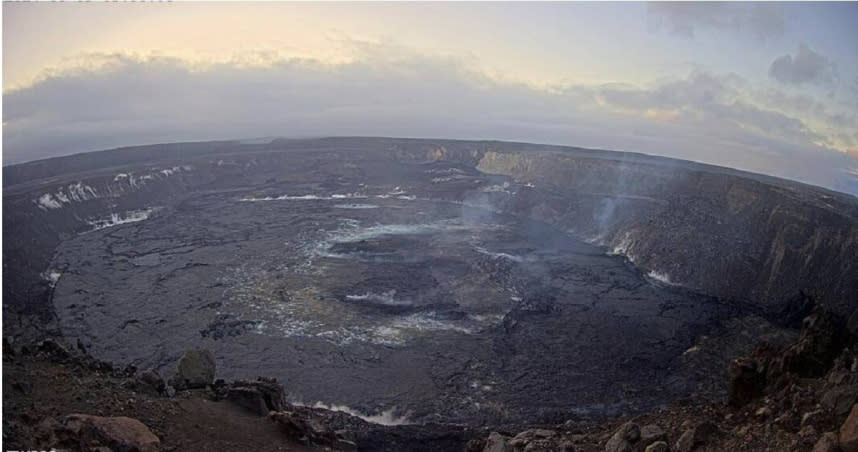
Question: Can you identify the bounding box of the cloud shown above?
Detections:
[596,71,831,147]
[769,44,839,87]
[3,49,857,195]
[647,2,785,39]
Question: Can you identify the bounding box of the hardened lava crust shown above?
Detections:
[4,137,857,425]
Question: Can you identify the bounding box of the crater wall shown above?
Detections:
[4,137,857,323]
[469,149,858,316]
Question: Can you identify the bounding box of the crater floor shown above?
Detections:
[50,163,756,425]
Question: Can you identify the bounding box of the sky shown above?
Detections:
[3,2,858,194]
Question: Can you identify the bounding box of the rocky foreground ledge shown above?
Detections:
[469,304,858,452]
[4,303,858,452]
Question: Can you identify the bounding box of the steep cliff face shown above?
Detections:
[2,164,204,315]
[471,149,858,317]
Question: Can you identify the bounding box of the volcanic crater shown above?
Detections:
[5,137,857,427]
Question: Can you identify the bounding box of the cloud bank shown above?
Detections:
[769,44,839,87]
[647,2,785,40]
[3,49,857,195]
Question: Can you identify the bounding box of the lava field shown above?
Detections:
[5,137,857,426]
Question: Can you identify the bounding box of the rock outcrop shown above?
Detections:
[468,302,858,452]
[482,432,512,452]
[172,348,216,389]
[813,432,840,452]
[604,422,640,452]
[842,404,858,452]
[674,421,719,452]
[38,414,160,452]
[727,357,764,407]
[224,377,287,415]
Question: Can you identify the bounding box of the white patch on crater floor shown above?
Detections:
[331,193,367,199]
[390,312,474,334]
[239,193,370,202]
[86,208,159,231]
[292,402,411,426]
[481,181,514,194]
[608,232,637,263]
[345,290,410,306]
[333,203,379,209]
[474,246,524,263]
[218,218,511,346]
[647,270,677,285]
[242,187,423,204]
[325,220,493,246]
[41,270,63,287]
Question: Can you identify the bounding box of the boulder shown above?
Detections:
[137,369,165,395]
[803,410,825,427]
[639,424,667,448]
[39,338,73,361]
[510,428,556,448]
[62,414,160,452]
[228,377,286,413]
[675,422,718,452]
[785,309,848,378]
[674,430,694,452]
[694,422,718,441]
[173,349,216,389]
[800,425,819,440]
[644,442,669,452]
[605,422,639,452]
[813,432,840,452]
[727,358,763,407]
[484,432,512,452]
[270,410,336,446]
[823,385,858,417]
[841,404,858,452]
[755,406,772,418]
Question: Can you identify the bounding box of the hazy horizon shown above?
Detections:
[3,2,857,194]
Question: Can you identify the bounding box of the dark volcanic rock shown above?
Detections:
[173,349,216,389]
[639,424,667,448]
[727,358,764,407]
[814,432,840,452]
[840,404,858,452]
[50,414,160,452]
[269,410,337,446]
[783,308,849,377]
[674,421,718,452]
[605,422,640,452]
[5,137,858,426]
[483,432,511,452]
[644,441,669,452]
[227,377,287,415]
[822,385,858,418]
[228,387,270,416]
[38,338,72,361]
[200,315,260,340]
[137,369,166,395]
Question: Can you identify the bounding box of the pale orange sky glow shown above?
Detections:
[3,2,857,194]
